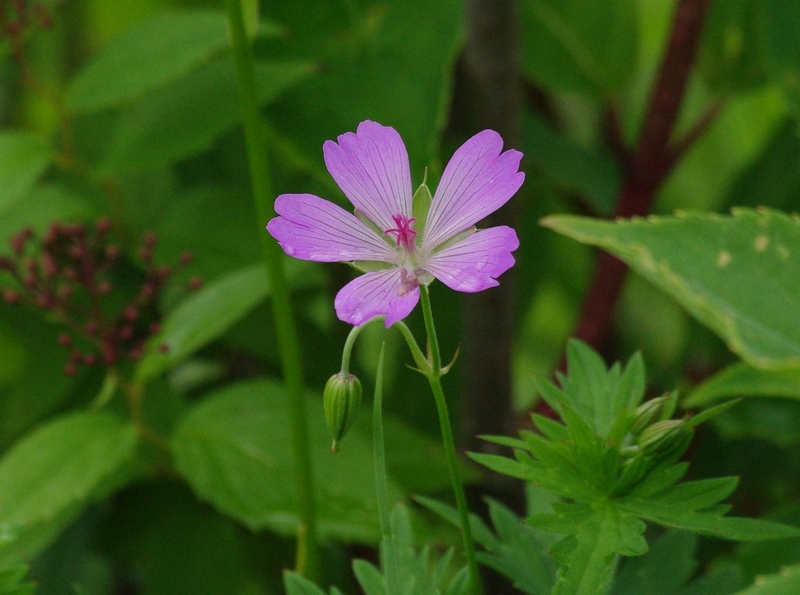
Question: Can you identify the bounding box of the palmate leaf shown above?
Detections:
[475,341,800,594]
[416,496,557,595]
[541,209,800,369]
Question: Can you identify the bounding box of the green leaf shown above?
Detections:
[543,502,648,595]
[520,0,637,98]
[550,340,645,437]
[611,531,698,595]
[170,380,403,543]
[617,497,800,541]
[478,499,557,595]
[684,362,800,407]
[654,477,739,511]
[541,209,800,369]
[731,564,800,595]
[0,132,52,213]
[353,560,385,595]
[104,57,315,173]
[523,113,621,216]
[759,0,800,118]
[283,572,328,595]
[0,412,138,562]
[65,11,232,113]
[135,264,270,383]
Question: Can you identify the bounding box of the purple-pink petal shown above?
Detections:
[334,268,420,327]
[422,130,524,251]
[424,226,519,293]
[267,193,397,262]
[323,121,413,234]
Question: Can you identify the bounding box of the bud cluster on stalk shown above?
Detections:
[0,219,202,376]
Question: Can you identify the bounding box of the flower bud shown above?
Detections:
[323,372,362,453]
[630,396,670,435]
[637,419,689,457]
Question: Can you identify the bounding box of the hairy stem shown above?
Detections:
[420,287,482,595]
[224,0,318,578]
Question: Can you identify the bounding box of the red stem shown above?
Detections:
[571,0,712,353]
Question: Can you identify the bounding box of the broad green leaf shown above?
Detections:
[0,132,52,213]
[104,57,315,173]
[135,264,270,383]
[523,113,621,216]
[731,564,800,595]
[0,412,138,562]
[654,477,739,511]
[541,209,800,369]
[684,362,800,407]
[520,0,637,98]
[759,0,800,118]
[617,497,800,541]
[65,11,231,113]
[170,380,403,543]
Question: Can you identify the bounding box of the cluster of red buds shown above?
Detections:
[0,219,202,376]
[0,0,52,41]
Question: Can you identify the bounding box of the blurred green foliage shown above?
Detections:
[1,0,800,593]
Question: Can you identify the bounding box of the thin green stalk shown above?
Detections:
[224,0,318,578]
[419,287,482,595]
[373,344,400,593]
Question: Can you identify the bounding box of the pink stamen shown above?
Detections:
[384,214,417,251]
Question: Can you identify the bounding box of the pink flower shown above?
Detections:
[267,121,523,327]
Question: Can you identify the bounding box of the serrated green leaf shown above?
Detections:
[541,209,800,369]
[684,362,800,407]
[468,452,533,482]
[617,497,800,541]
[655,477,740,511]
[413,496,498,549]
[731,564,800,595]
[135,264,269,383]
[547,502,647,595]
[0,132,52,213]
[65,11,232,112]
[170,380,403,543]
[283,571,328,595]
[353,560,385,595]
[530,417,569,442]
[104,57,314,172]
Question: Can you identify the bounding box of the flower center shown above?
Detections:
[384,214,417,252]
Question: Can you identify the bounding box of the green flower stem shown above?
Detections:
[419,286,483,595]
[224,0,318,578]
[373,344,400,593]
